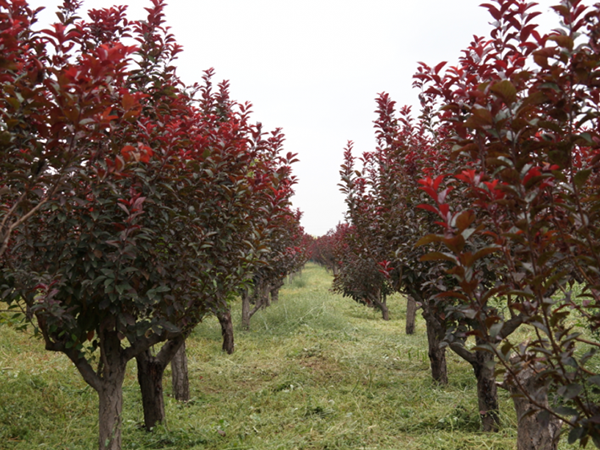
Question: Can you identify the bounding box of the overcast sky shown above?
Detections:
[30,0,566,236]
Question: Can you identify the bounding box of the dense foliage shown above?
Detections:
[335,0,600,444]
[308,222,347,276]
[0,1,303,448]
[241,207,310,330]
[415,0,600,445]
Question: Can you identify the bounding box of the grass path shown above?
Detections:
[0,263,578,449]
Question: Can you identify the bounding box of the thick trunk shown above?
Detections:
[98,377,125,450]
[56,326,167,450]
[504,356,561,449]
[405,295,417,335]
[171,341,189,402]
[381,304,389,320]
[472,341,500,432]
[134,336,186,431]
[136,350,166,430]
[218,310,235,354]
[422,307,448,385]
[97,332,127,450]
[447,340,500,432]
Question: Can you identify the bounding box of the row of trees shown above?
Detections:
[0,1,307,449]
[323,0,600,448]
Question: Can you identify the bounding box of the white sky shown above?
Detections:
[29,0,565,236]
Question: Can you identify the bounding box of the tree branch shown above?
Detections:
[449,341,477,365]
[0,175,65,258]
[38,320,102,391]
[66,349,102,392]
[123,331,170,362]
[249,303,262,319]
[155,333,189,367]
[498,314,525,340]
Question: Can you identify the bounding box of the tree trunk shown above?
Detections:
[96,331,127,450]
[134,336,186,431]
[447,339,500,432]
[472,341,500,432]
[372,290,390,321]
[242,289,251,330]
[218,310,234,354]
[271,288,279,303]
[261,281,271,308]
[405,295,417,335]
[60,327,171,450]
[98,377,125,450]
[378,299,390,320]
[270,280,283,303]
[242,286,265,331]
[171,341,189,402]
[422,306,448,385]
[136,350,166,430]
[504,355,561,449]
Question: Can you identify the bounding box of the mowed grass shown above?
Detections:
[0,263,581,449]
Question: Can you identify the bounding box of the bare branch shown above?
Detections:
[0,176,66,258]
[498,314,525,340]
[448,342,477,365]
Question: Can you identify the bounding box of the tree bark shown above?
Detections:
[134,336,186,431]
[97,331,128,450]
[372,290,390,321]
[270,280,284,303]
[171,341,189,402]
[447,340,500,431]
[218,310,234,354]
[44,323,168,450]
[136,349,166,431]
[98,376,125,450]
[271,287,279,303]
[504,355,561,449]
[261,281,271,308]
[242,289,251,330]
[376,299,390,320]
[422,306,448,385]
[472,340,500,432]
[405,295,417,335]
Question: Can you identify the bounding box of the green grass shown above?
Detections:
[0,263,580,449]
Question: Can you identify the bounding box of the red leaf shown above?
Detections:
[417,203,439,215]
[415,234,444,247]
[121,145,135,161]
[481,3,502,20]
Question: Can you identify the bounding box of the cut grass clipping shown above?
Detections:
[0,263,583,449]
